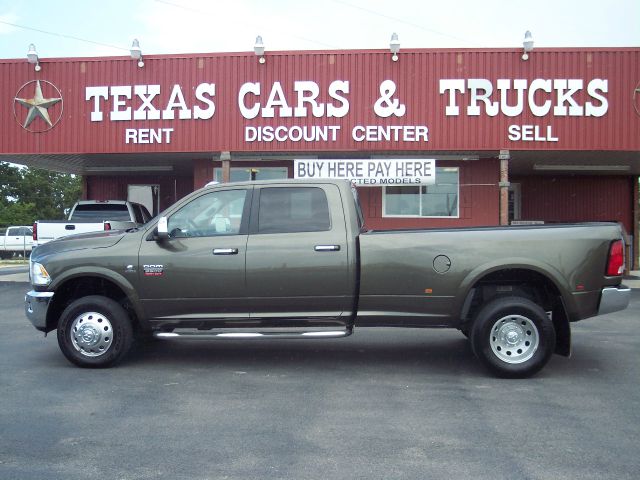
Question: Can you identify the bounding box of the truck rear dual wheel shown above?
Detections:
[470,296,555,378]
[57,295,133,368]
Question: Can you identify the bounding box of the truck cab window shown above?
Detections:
[167,189,247,238]
[71,204,132,221]
[140,205,152,223]
[257,187,331,234]
[132,205,145,224]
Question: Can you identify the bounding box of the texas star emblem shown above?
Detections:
[13,80,63,132]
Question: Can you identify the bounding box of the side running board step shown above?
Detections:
[153,329,352,340]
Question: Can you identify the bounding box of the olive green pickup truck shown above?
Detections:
[25,180,630,377]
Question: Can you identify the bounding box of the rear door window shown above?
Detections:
[256,187,331,234]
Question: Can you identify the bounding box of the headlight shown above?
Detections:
[30,261,51,286]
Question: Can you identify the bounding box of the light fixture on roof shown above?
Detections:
[390,33,400,62]
[254,35,265,64]
[130,39,144,68]
[27,44,41,72]
[522,30,534,60]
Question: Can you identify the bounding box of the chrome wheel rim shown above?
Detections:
[490,315,539,364]
[70,311,113,357]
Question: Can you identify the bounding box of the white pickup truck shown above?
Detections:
[33,200,152,247]
[0,226,34,258]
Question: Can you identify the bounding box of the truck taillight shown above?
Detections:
[606,240,624,276]
[33,222,37,241]
[104,222,111,231]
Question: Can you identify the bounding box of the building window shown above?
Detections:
[383,167,459,217]
[214,167,288,182]
[508,183,521,222]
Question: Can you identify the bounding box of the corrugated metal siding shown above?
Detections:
[86,174,193,211]
[193,159,214,189]
[361,159,499,229]
[190,157,500,229]
[2,48,638,155]
[513,175,633,232]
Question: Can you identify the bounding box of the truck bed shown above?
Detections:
[357,222,623,327]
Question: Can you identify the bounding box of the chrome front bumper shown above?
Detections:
[598,286,631,316]
[25,290,54,331]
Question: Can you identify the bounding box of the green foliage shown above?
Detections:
[0,162,82,228]
[0,162,21,200]
[0,202,38,227]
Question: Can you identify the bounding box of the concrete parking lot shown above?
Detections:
[1,276,639,480]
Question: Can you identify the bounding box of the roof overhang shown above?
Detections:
[2,150,639,176]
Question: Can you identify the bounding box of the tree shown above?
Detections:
[0,162,82,228]
[0,202,38,227]
[0,162,22,201]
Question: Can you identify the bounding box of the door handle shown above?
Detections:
[314,245,341,252]
[213,248,238,255]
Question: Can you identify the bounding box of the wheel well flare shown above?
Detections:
[46,277,131,331]
[464,268,570,357]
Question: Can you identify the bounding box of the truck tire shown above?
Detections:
[57,295,133,368]
[470,296,555,378]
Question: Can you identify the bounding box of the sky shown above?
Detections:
[0,0,638,60]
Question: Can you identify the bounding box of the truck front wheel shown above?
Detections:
[470,296,555,378]
[57,295,133,368]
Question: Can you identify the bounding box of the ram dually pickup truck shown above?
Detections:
[25,180,630,377]
[33,200,152,247]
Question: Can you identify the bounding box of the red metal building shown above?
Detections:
[1,47,639,265]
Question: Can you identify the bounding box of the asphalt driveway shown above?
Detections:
[1,279,638,480]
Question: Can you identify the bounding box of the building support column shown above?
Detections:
[498,150,510,226]
[633,175,639,270]
[220,151,231,183]
[82,176,89,200]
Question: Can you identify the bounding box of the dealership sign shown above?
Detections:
[10,76,612,147]
[80,77,609,147]
[8,48,636,154]
[294,159,435,186]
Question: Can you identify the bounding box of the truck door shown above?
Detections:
[245,184,351,326]
[137,187,251,323]
[5,227,21,250]
[5,227,31,252]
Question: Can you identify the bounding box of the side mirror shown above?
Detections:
[156,216,169,240]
